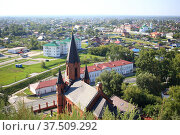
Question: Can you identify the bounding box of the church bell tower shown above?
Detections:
[65,33,80,83]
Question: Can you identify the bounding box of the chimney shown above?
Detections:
[96,82,102,92]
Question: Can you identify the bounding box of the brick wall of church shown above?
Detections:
[66,62,80,81]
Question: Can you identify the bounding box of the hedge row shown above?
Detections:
[1,65,66,95]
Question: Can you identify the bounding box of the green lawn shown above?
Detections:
[31,50,42,52]
[79,53,106,67]
[15,91,26,97]
[79,53,105,59]
[0,58,66,86]
[31,54,55,59]
[24,88,33,95]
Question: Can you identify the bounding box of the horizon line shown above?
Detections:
[0,14,180,17]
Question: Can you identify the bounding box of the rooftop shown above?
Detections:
[80,60,133,74]
[43,42,60,47]
[66,33,80,63]
[110,95,135,112]
[64,80,98,111]
[30,79,57,90]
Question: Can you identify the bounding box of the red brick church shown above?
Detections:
[56,33,134,119]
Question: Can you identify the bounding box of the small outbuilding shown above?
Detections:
[29,79,57,95]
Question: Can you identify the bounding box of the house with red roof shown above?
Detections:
[29,79,57,95]
[150,32,162,38]
[80,60,133,82]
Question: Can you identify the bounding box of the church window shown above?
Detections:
[75,68,77,79]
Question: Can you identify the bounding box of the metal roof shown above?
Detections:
[66,33,80,63]
[64,80,98,111]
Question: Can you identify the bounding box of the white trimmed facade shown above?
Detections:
[80,60,133,82]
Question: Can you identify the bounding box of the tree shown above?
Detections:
[135,48,178,85]
[135,49,158,75]
[95,70,124,97]
[143,104,161,119]
[171,53,180,85]
[173,33,180,39]
[107,45,134,62]
[122,85,162,108]
[136,72,162,96]
[158,86,180,120]
[41,61,46,69]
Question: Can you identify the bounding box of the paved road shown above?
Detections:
[2,63,65,88]
[0,51,43,66]
[0,57,23,66]
[123,77,136,83]
[25,94,57,110]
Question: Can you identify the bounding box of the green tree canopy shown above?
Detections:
[95,70,124,97]
[159,85,180,120]
[122,85,162,108]
[136,72,162,96]
[135,48,179,85]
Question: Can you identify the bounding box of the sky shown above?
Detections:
[0,0,180,16]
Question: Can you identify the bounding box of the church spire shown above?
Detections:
[83,65,90,84]
[56,68,65,114]
[66,33,80,63]
[57,68,64,84]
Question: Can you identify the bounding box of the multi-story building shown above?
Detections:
[80,60,133,82]
[113,24,131,33]
[139,24,151,33]
[43,37,81,57]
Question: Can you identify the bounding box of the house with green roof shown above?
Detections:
[43,37,81,57]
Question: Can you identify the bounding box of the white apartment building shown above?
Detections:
[43,38,81,57]
[80,60,133,82]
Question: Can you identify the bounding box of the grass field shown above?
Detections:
[79,53,106,67]
[31,50,43,52]
[0,58,66,86]
[31,54,55,59]
[15,91,26,97]
[24,88,33,95]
